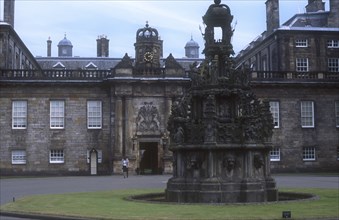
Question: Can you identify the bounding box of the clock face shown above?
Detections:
[143,52,154,62]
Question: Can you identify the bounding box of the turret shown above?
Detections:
[185,36,200,58]
[134,22,163,68]
[57,34,73,57]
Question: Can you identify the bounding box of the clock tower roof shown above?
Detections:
[136,21,159,42]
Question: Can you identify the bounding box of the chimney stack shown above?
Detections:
[4,0,15,27]
[306,0,325,12]
[97,35,109,57]
[47,37,52,57]
[328,0,339,27]
[266,0,280,35]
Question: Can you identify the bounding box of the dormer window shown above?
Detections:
[52,62,65,69]
[295,39,308,47]
[85,62,98,70]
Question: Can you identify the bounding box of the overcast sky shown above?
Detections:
[0,0,330,58]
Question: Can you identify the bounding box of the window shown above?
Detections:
[296,58,309,72]
[270,147,280,161]
[50,150,64,163]
[50,100,64,129]
[327,40,339,48]
[301,101,314,128]
[12,150,26,164]
[335,101,339,128]
[12,100,27,129]
[87,150,102,163]
[269,101,279,128]
[87,101,102,129]
[295,39,308,47]
[328,58,339,72]
[303,147,316,161]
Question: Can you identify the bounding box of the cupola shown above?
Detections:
[57,34,73,57]
[185,36,200,58]
[134,22,163,68]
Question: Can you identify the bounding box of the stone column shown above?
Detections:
[125,96,133,157]
[114,96,123,157]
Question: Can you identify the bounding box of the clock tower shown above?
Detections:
[134,22,163,69]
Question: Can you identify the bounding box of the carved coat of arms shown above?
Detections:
[136,102,161,133]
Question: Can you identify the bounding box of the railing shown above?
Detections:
[0,69,112,80]
[1,69,338,82]
[133,67,165,76]
[251,71,339,81]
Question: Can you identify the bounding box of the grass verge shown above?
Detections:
[1,188,338,220]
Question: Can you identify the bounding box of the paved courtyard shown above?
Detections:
[0,174,338,219]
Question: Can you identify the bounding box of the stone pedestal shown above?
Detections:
[166,144,278,203]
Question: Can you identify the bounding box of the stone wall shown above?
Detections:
[0,83,112,175]
[253,84,339,172]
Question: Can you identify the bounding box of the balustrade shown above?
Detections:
[0,69,338,81]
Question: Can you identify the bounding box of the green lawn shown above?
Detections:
[1,188,338,220]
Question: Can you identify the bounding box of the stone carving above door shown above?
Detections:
[136,102,161,134]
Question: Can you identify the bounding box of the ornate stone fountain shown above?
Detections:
[165,0,278,203]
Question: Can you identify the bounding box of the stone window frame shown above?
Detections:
[328,58,339,72]
[12,100,27,129]
[49,149,64,164]
[295,39,308,48]
[11,150,26,165]
[50,100,65,129]
[301,101,315,128]
[87,100,102,129]
[302,147,316,161]
[296,58,309,72]
[335,101,339,128]
[270,147,280,161]
[327,39,339,48]
[269,101,280,128]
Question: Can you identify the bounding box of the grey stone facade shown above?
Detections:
[252,83,339,172]
[0,0,338,175]
[236,0,339,172]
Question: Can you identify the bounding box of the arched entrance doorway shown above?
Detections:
[139,142,159,174]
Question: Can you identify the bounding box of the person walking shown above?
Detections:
[122,157,129,178]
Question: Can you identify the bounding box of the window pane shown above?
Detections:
[87,101,102,129]
[296,58,309,72]
[269,101,279,128]
[328,58,339,72]
[270,147,280,161]
[50,101,64,128]
[301,101,314,128]
[303,147,315,161]
[12,150,26,164]
[12,101,27,129]
[327,40,339,48]
[296,39,308,47]
[50,150,64,163]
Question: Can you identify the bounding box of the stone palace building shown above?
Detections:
[0,0,338,175]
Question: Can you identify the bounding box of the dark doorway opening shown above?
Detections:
[139,142,159,174]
